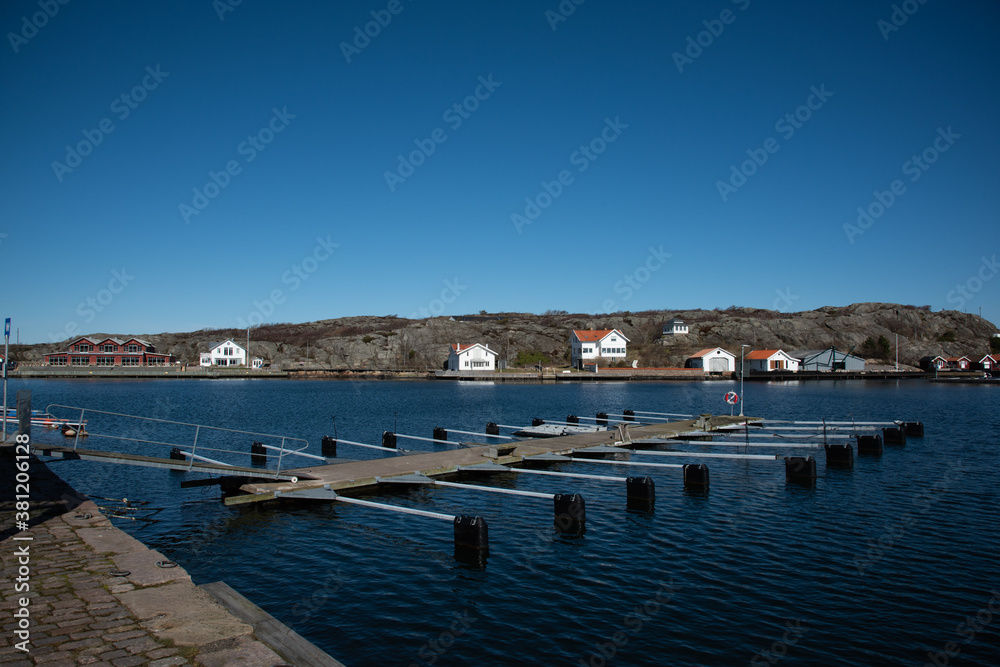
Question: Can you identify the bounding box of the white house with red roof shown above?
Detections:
[686,347,736,373]
[447,343,497,371]
[745,349,800,372]
[570,329,629,368]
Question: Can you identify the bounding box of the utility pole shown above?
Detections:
[2,318,9,442]
[739,344,750,417]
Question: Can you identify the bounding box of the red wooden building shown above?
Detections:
[45,337,175,367]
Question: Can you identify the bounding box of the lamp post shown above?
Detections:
[739,344,750,417]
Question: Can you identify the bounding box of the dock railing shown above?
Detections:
[45,403,314,476]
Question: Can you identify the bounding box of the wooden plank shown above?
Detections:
[200,581,346,667]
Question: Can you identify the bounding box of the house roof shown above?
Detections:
[208,339,245,353]
[980,355,999,362]
[451,343,494,354]
[689,347,734,358]
[944,356,970,362]
[665,318,684,324]
[572,329,630,343]
[746,349,788,360]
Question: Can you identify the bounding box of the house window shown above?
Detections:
[122,357,140,366]
[76,343,92,352]
[96,357,115,366]
[147,357,164,366]
[101,344,117,352]
[71,356,90,366]
[126,344,140,353]
[50,356,67,366]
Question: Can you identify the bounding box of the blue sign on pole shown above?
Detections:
[4,318,9,338]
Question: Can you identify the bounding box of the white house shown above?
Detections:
[745,349,800,372]
[448,343,497,371]
[662,318,688,336]
[570,329,629,368]
[686,347,736,373]
[200,339,248,367]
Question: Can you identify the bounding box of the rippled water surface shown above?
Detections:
[16,378,1000,665]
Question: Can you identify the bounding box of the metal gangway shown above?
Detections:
[37,404,321,482]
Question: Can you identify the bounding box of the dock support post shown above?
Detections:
[382,431,397,449]
[433,427,448,442]
[856,434,883,455]
[882,427,906,445]
[554,493,586,534]
[626,476,655,511]
[169,447,186,461]
[485,422,500,436]
[17,390,31,439]
[901,421,924,437]
[785,456,817,483]
[321,436,337,458]
[566,415,579,424]
[532,418,545,427]
[250,441,266,465]
[623,409,635,422]
[595,412,608,426]
[453,516,488,550]
[824,443,854,467]
[683,464,710,490]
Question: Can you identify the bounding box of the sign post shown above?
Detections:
[2,317,9,442]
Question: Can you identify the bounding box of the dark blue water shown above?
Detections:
[13,378,1000,666]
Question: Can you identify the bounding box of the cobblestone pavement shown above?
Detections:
[1,449,289,666]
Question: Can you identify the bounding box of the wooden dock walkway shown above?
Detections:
[230,414,754,504]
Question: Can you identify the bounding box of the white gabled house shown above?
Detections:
[686,347,736,373]
[745,349,800,372]
[662,318,688,336]
[448,343,497,371]
[570,329,629,368]
[200,339,248,367]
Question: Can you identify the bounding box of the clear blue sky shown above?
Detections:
[2,0,998,343]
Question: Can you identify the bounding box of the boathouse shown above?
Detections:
[686,347,736,373]
[44,336,175,367]
[791,348,866,372]
[661,318,688,336]
[447,343,497,371]
[200,339,248,367]
[570,329,629,369]
[942,355,971,370]
[745,349,800,372]
[975,354,998,371]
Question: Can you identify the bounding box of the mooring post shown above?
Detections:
[683,463,710,489]
[532,418,545,427]
[623,409,635,422]
[485,422,500,436]
[626,476,655,511]
[453,516,489,551]
[169,447,186,461]
[595,412,608,426]
[321,436,337,458]
[824,443,854,467]
[381,431,397,449]
[250,441,267,465]
[554,493,586,534]
[882,427,906,445]
[566,415,579,424]
[785,456,817,482]
[856,434,883,455]
[433,427,448,442]
[901,421,924,437]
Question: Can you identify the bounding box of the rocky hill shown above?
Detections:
[13,303,999,370]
